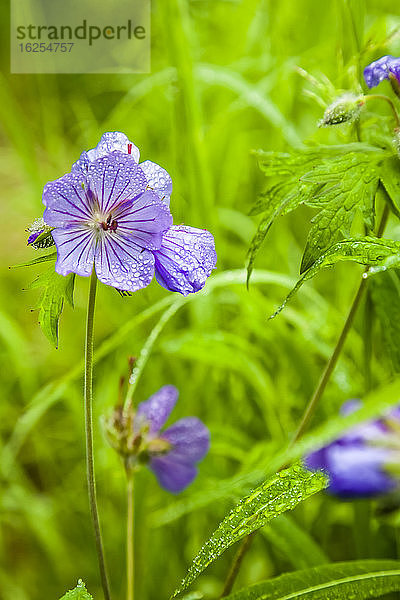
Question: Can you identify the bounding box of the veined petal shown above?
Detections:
[363,55,400,88]
[140,160,173,205]
[114,189,173,251]
[149,456,198,493]
[136,385,178,434]
[73,132,140,171]
[162,417,210,463]
[94,233,155,292]
[43,171,93,227]
[52,226,95,277]
[87,153,147,214]
[154,226,217,296]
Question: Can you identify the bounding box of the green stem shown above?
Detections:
[126,474,135,600]
[85,269,111,600]
[220,533,255,598]
[365,94,400,128]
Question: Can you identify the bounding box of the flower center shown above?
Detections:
[101,214,118,232]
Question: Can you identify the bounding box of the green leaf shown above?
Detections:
[11,251,57,269]
[224,560,400,600]
[27,266,76,347]
[271,236,400,319]
[59,579,93,600]
[172,464,327,598]
[300,151,381,272]
[248,144,384,283]
[369,269,400,372]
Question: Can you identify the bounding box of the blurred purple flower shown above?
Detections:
[41,132,216,294]
[305,400,400,498]
[363,55,400,88]
[135,385,210,493]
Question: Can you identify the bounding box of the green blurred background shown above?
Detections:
[1,1,400,599]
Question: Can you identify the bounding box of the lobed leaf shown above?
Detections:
[271,236,400,319]
[59,580,93,600]
[224,560,400,600]
[27,266,76,348]
[11,251,57,269]
[172,464,327,597]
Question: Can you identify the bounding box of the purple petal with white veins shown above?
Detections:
[154,225,217,296]
[135,385,178,434]
[52,226,95,277]
[140,160,173,205]
[150,456,198,493]
[73,132,140,172]
[87,153,147,214]
[162,417,210,463]
[113,189,173,251]
[94,234,155,292]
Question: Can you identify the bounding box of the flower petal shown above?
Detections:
[162,417,210,463]
[327,444,396,497]
[149,456,198,493]
[135,385,178,434]
[113,189,173,251]
[94,234,155,292]
[140,160,173,205]
[43,171,93,227]
[154,226,217,296]
[363,55,400,88]
[73,132,140,171]
[87,153,147,214]
[52,226,95,277]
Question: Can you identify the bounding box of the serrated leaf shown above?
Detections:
[271,236,400,319]
[11,251,57,269]
[172,464,327,598]
[300,152,381,272]
[28,266,76,347]
[59,579,93,600]
[224,560,400,600]
[249,144,385,283]
[369,269,400,372]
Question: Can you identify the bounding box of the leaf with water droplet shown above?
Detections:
[223,559,400,600]
[58,579,93,600]
[171,463,327,598]
[27,266,76,348]
[270,236,400,319]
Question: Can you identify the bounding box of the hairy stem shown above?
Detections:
[85,269,111,600]
[126,474,135,600]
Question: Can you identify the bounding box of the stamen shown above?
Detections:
[127,144,132,155]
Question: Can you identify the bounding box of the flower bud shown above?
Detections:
[319,94,365,127]
[27,217,55,249]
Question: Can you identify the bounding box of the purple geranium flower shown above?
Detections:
[363,55,400,88]
[135,385,210,493]
[305,400,400,498]
[41,132,217,295]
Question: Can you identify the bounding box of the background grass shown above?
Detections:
[1,1,400,599]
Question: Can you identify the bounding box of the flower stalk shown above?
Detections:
[85,269,111,600]
[126,472,135,600]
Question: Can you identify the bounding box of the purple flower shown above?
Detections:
[135,385,210,493]
[305,400,400,498]
[363,55,400,88]
[41,132,216,294]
